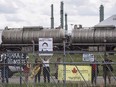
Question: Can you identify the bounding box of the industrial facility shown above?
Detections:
[0,2,116,52]
[0,1,116,87]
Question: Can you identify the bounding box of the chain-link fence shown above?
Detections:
[0,51,116,87]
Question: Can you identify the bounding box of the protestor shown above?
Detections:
[102,58,113,84]
[23,55,31,83]
[41,57,51,83]
[0,54,9,83]
[34,58,42,83]
[55,57,61,83]
[91,60,99,85]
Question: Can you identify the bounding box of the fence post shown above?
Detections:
[20,53,22,87]
[63,38,66,87]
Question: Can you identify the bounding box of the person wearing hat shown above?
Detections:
[23,55,31,83]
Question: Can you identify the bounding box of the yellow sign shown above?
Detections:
[58,65,91,81]
[29,65,40,80]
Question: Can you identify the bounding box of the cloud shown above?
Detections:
[0,0,116,29]
[64,0,99,16]
[0,0,24,14]
[0,4,17,14]
[5,14,24,22]
[105,2,116,17]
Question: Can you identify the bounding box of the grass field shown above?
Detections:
[1,83,115,87]
[11,53,116,87]
[28,53,116,76]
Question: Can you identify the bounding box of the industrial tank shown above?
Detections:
[71,27,116,43]
[2,27,23,44]
[2,27,65,44]
[94,28,116,43]
[71,28,95,43]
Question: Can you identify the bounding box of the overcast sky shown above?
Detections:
[0,0,116,29]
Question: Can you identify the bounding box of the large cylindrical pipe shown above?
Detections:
[71,28,116,43]
[2,27,65,44]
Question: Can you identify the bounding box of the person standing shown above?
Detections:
[34,58,42,83]
[1,54,9,83]
[23,56,31,83]
[55,58,61,83]
[102,58,113,84]
[41,57,51,83]
[91,60,99,85]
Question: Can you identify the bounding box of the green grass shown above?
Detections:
[11,53,116,87]
[13,53,116,77]
[1,83,115,87]
[27,53,116,76]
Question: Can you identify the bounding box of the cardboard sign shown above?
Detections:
[58,65,91,81]
[39,38,53,56]
[83,53,94,62]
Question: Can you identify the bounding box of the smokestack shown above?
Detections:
[99,5,104,22]
[60,1,64,29]
[65,13,68,35]
[51,4,54,29]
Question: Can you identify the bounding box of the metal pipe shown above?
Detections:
[99,5,104,22]
[32,40,35,56]
[60,1,64,29]
[65,13,68,35]
[51,4,54,29]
